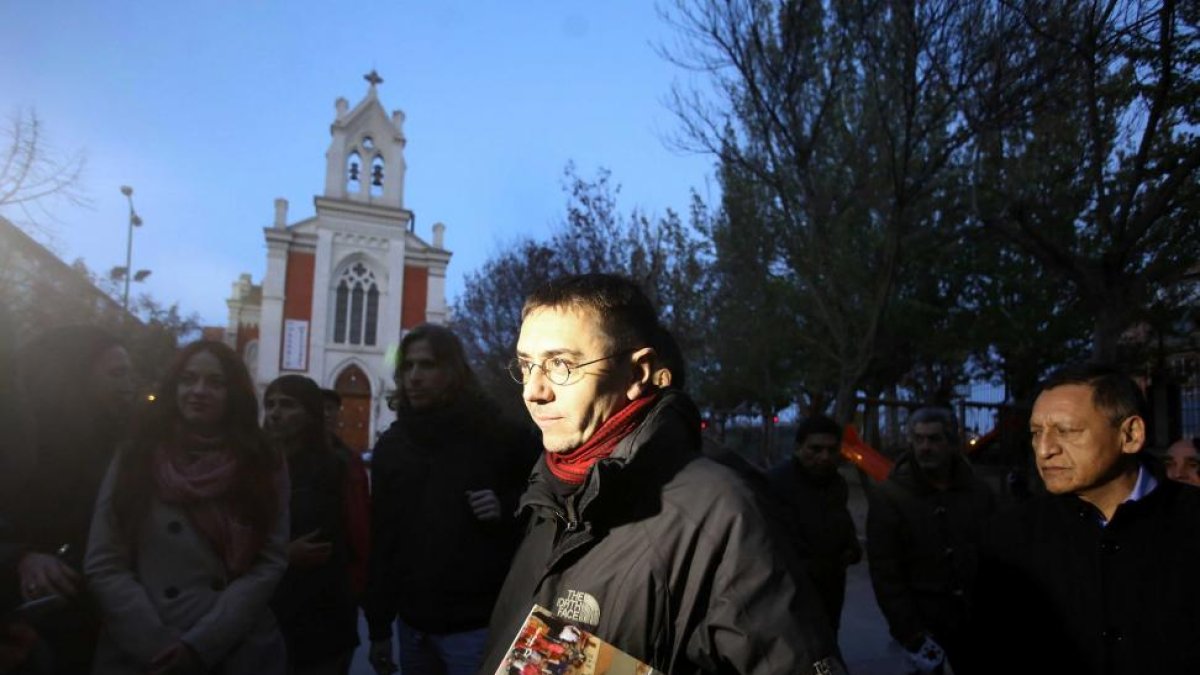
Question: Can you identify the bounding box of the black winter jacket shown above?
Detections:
[364,397,538,637]
[767,460,861,632]
[866,451,995,650]
[479,392,844,675]
[271,445,359,666]
[971,463,1200,675]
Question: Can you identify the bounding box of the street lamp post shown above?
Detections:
[118,185,144,312]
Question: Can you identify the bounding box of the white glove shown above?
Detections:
[905,635,946,673]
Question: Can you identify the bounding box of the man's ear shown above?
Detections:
[1119,415,1146,455]
[625,347,657,400]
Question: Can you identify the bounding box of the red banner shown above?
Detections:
[840,425,894,482]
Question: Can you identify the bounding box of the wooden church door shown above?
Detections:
[334,364,372,453]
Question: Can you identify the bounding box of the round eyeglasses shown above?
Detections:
[506,351,632,386]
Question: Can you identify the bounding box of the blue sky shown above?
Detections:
[1,1,717,326]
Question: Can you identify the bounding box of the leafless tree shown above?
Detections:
[0,107,88,235]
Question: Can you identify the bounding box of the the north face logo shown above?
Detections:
[554,589,600,627]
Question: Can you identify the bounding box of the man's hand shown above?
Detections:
[148,641,204,675]
[17,552,81,600]
[368,638,398,675]
[466,489,502,522]
[287,529,333,569]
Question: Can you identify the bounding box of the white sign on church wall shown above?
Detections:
[282,319,309,370]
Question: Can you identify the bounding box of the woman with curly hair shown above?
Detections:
[86,340,288,675]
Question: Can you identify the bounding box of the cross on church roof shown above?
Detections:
[364,69,384,87]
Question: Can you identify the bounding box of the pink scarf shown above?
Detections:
[153,435,257,576]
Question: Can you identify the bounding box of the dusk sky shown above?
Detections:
[1,1,717,326]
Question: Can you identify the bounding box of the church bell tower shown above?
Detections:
[323,69,408,208]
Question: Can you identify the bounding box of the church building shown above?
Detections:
[223,72,451,451]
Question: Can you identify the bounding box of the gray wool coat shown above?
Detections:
[85,452,289,675]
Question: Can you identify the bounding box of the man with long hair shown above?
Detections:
[365,324,537,675]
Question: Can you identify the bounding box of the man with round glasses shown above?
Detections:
[480,273,844,675]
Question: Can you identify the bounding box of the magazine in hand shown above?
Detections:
[494,604,660,675]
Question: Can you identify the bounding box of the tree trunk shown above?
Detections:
[1091,301,1126,362]
[833,379,858,429]
[759,402,776,468]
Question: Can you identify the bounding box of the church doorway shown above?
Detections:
[334,364,372,453]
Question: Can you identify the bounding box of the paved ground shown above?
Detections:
[349,466,910,674]
[837,468,911,674]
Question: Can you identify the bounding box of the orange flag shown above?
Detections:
[841,425,894,482]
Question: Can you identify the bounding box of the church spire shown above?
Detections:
[364,69,383,89]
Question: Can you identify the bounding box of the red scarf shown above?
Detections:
[544,393,660,485]
[153,434,259,576]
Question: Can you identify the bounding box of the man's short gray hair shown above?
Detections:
[907,407,960,444]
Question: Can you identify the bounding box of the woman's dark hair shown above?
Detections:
[17,325,125,445]
[265,374,329,452]
[390,323,481,410]
[1,326,126,542]
[114,340,280,541]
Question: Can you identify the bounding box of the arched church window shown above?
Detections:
[362,136,375,150]
[365,285,379,345]
[332,262,379,346]
[346,151,362,193]
[334,282,349,342]
[370,155,385,197]
[350,283,364,344]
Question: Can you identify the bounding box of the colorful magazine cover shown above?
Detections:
[494,604,660,675]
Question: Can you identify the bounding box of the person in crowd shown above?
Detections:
[971,364,1200,674]
[85,340,288,675]
[263,376,359,675]
[768,415,862,637]
[364,324,538,675]
[866,407,995,674]
[1163,436,1200,486]
[261,374,357,667]
[1,326,135,674]
[319,389,370,599]
[479,273,844,675]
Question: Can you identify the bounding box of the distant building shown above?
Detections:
[222,72,451,451]
[0,214,130,346]
[1155,266,1200,442]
